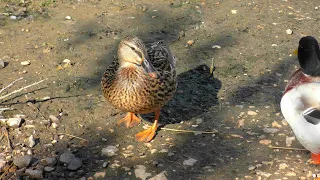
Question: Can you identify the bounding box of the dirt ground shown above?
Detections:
[1,0,320,179]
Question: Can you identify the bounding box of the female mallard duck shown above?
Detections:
[281,36,320,164]
[101,35,177,142]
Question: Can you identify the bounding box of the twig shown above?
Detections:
[1,127,13,150]
[0,162,13,180]
[268,145,308,151]
[0,79,46,100]
[160,127,218,134]
[57,133,88,142]
[0,77,23,94]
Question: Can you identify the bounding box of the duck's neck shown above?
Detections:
[299,48,320,76]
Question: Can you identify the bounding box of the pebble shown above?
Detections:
[28,135,36,148]
[6,117,22,128]
[285,136,295,147]
[286,29,293,35]
[134,165,151,180]
[279,163,288,170]
[63,59,71,64]
[196,118,203,124]
[262,128,279,134]
[183,158,197,166]
[102,162,109,168]
[0,158,6,171]
[256,171,272,177]
[231,10,237,14]
[21,60,31,66]
[248,165,256,171]
[101,146,118,157]
[247,111,257,116]
[150,149,157,154]
[25,169,43,179]
[49,115,60,123]
[94,172,106,178]
[272,121,282,128]
[67,158,82,170]
[149,171,168,180]
[44,166,55,172]
[186,40,194,45]
[27,149,33,155]
[168,152,174,157]
[10,15,17,20]
[51,122,59,129]
[271,44,278,47]
[212,45,221,49]
[65,16,72,20]
[42,157,57,166]
[13,155,32,168]
[259,139,272,145]
[59,151,75,163]
[0,59,5,69]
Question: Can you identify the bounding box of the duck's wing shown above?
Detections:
[145,40,176,78]
[303,107,320,125]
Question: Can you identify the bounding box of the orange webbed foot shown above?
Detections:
[135,127,157,142]
[135,110,160,142]
[117,112,141,128]
[311,153,320,165]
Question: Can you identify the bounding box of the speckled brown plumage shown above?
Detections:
[101,36,177,142]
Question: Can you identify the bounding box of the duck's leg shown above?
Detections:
[117,112,141,128]
[135,110,160,142]
[311,153,320,164]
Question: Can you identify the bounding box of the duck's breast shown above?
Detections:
[281,82,320,153]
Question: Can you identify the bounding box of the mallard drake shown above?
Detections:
[281,36,320,164]
[101,36,177,142]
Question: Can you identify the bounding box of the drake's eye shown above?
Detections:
[131,47,135,50]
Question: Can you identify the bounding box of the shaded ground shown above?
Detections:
[1,0,320,179]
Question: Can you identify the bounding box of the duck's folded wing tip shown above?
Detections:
[303,108,320,125]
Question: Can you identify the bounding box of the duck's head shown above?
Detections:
[118,36,148,67]
[298,36,320,76]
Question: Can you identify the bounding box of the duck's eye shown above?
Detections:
[130,47,135,51]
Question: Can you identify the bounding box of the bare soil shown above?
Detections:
[1,0,320,179]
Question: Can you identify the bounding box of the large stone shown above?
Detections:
[13,155,32,168]
[59,151,75,164]
[67,158,82,170]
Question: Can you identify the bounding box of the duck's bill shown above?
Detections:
[142,59,159,78]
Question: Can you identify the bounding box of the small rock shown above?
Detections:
[0,59,5,69]
[286,136,295,147]
[168,152,174,157]
[272,121,282,128]
[212,45,221,49]
[271,44,277,47]
[94,172,106,178]
[13,155,32,168]
[149,171,168,180]
[10,16,17,20]
[65,16,72,20]
[186,40,194,46]
[259,139,272,145]
[150,149,157,154]
[0,158,6,171]
[196,118,203,124]
[6,117,22,128]
[49,115,59,123]
[25,169,43,179]
[27,149,33,155]
[101,146,118,157]
[256,171,272,177]
[248,165,256,171]
[183,158,197,166]
[247,111,257,116]
[238,119,245,128]
[286,172,296,176]
[262,128,279,134]
[279,163,288,170]
[21,60,31,66]
[134,165,151,180]
[44,166,55,172]
[68,158,82,170]
[59,151,75,163]
[42,157,57,166]
[102,162,109,168]
[231,10,237,14]
[286,29,293,35]
[63,59,71,64]
[28,135,36,148]
[51,122,59,129]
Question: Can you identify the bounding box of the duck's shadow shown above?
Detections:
[142,64,222,124]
